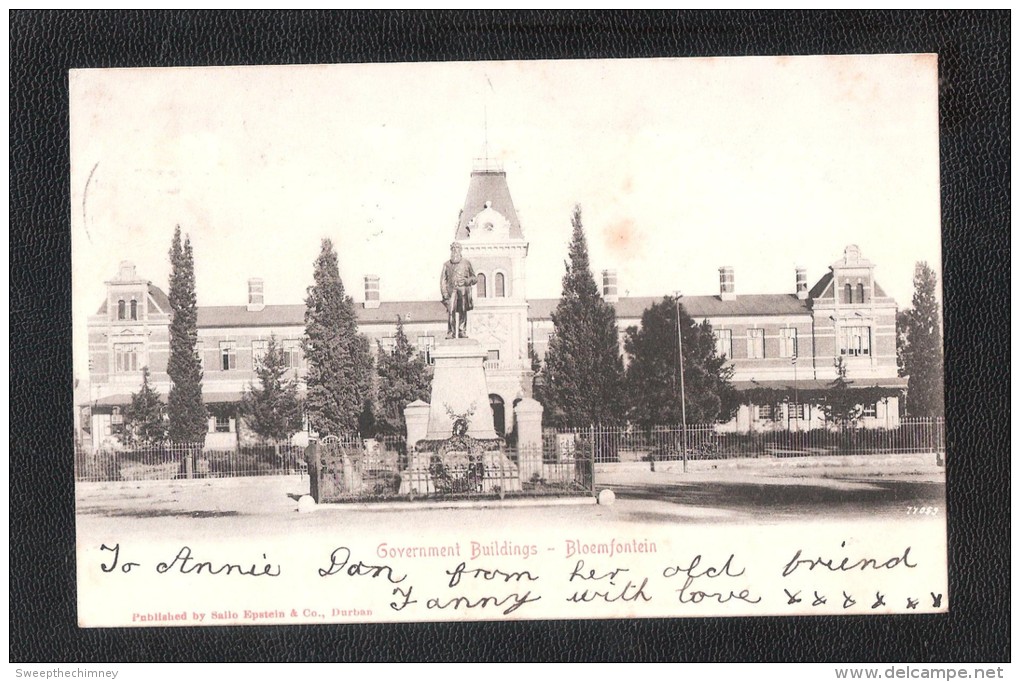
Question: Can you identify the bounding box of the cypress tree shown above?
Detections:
[166,227,207,444]
[541,205,626,426]
[240,336,304,443]
[900,262,945,417]
[375,316,432,436]
[303,238,374,437]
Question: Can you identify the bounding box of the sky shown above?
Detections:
[70,55,942,380]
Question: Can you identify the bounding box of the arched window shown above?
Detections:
[130,299,138,320]
[844,283,853,304]
[856,283,865,304]
[495,272,506,297]
[476,272,487,298]
[117,299,126,320]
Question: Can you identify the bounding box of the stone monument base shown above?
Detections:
[425,338,497,441]
[398,434,521,496]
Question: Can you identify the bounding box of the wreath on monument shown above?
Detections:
[428,416,486,494]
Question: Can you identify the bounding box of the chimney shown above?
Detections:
[247,278,265,312]
[364,275,380,309]
[796,267,808,299]
[602,269,619,303]
[719,266,736,301]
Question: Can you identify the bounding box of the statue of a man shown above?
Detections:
[440,242,477,339]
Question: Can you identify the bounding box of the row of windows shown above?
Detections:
[112,334,445,375]
[222,340,302,371]
[116,299,138,321]
[754,401,878,421]
[843,282,868,304]
[713,326,872,360]
[714,328,799,361]
[476,272,508,299]
[377,335,500,364]
[378,335,437,363]
[112,324,872,375]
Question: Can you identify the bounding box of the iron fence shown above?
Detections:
[309,435,594,503]
[74,442,308,483]
[548,417,946,464]
[75,418,943,487]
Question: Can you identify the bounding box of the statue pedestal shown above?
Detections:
[425,338,497,440]
[399,337,521,496]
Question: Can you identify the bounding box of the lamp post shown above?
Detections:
[792,351,799,430]
[675,292,688,473]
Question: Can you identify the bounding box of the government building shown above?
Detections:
[84,164,905,449]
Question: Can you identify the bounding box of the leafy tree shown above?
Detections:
[303,238,374,437]
[240,336,304,443]
[374,317,432,436]
[541,205,626,426]
[123,367,167,446]
[819,357,864,428]
[898,262,945,417]
[166,226,207,444]
[624,297,738,427]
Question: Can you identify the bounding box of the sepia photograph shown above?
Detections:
[69,55,948,627]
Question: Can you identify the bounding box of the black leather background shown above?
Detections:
[10,11,1009,663]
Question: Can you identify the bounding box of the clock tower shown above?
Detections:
[453,160,532,435]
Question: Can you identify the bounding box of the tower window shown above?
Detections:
[844,283,853,304]
[857,283,865,304]
[130,299,138,320]
[476,272,487,298]
[495,272,506,297]
[117,299,126,320]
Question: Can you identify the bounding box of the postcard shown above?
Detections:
[71,55,947,626]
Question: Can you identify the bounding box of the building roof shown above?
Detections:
[93,391,243,407]
[454,170,524,241]
[148,283,171,313]
[194,294,814,329]
[197,301,450,328]
[529,294,812,322]
[198,304,306,328]
[807,272,890,300]
[808,272,833,299]
[95,283,171,315]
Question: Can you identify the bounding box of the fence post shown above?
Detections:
[185,445,194,479]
